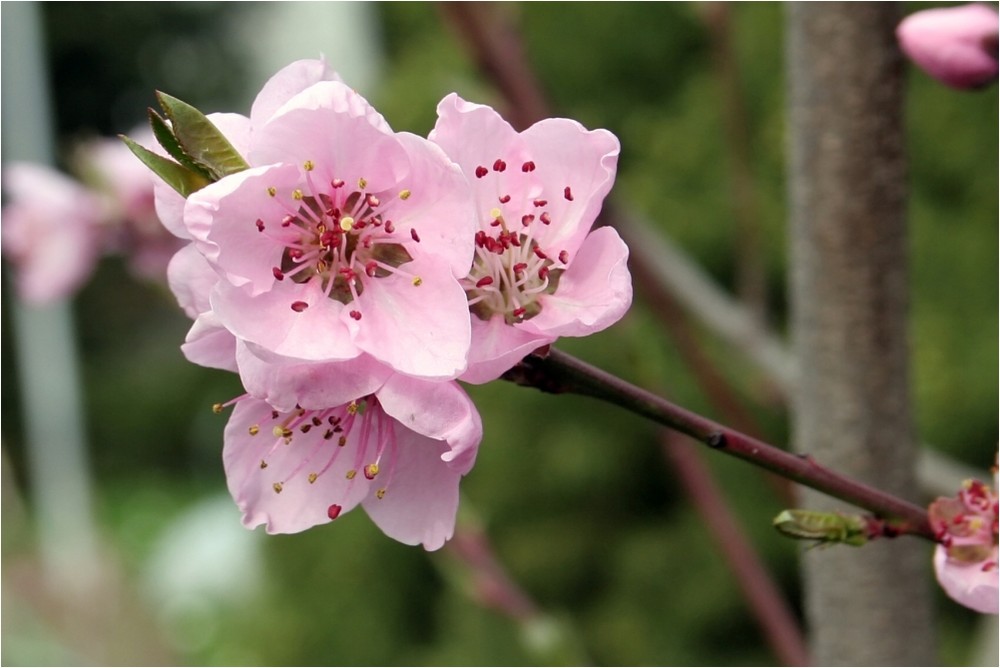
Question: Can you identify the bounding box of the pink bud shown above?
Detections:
[897,3,999,90]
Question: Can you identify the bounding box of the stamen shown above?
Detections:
[522,161,536,172]
[327,504,342,520]
[291,301,309,312]
[475,166,488,178]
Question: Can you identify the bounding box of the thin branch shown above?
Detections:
[503,348,935,540]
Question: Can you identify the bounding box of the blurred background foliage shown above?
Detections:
[1,2,996,666]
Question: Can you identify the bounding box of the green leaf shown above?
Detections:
[156,91,250,179]
[119,135,212,197]
[147,108,214,181]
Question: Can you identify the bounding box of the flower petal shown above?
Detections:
[250,58,344,128]
[934,545,999,614]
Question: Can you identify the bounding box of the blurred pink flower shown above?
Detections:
[221,374,481,550]
[179,61,477,380]
[897,3,999,89]
[430,94,633,383]
[1,163,106,304]
[76,131,185,280]
[929,477,998,614]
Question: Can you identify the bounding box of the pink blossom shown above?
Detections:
[429,94,633,383]
[180,63,476,380]
[1,163,106,304]
[897,3,999,90]
[929,478,999,614]
[221,373,481,550]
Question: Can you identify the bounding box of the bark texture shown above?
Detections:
[786,4,937,665]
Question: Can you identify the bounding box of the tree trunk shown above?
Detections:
[786,4,936,665]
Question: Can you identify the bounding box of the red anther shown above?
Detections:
[363,464,378,480]
[521,161,536,172]
[533,199,547,207]
[365,261,378,277]
[331,178,345,188]
[484,237,499,253]
[538,266,550,280]
[521,214,535,226]
[366,194,380,208]
[476,276,494,288]
[320,230,337,247]
[512,307,527,318]
[475,230,487,247]
[362,237,373,249]
[354,220,366,229]
[272,267,285,281]
[509,235,522,247]
[281,214,295,227]
[291,301,309,312]
[558,250,569,264]
[339,267,357,280]
[513,262,528,274]
[533,247,548,259]
[410,228,421,242]
[255,219,266,232]
[493,159,507,172]
[564,186,574,201]
[289,248,304,260]
[350,310,362,320]
[300,424,312,434]
[490,217,502,227]
[312,416,323,426]
[540,212,552,225]
[498,231,512,248]
[475,165,489,178]
[384,220,395,233]
[327,504,342,520]
[499,194,511,204]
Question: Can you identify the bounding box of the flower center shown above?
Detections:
[463,158,573,325]
[257,162,423,319]
[224,394,398,515]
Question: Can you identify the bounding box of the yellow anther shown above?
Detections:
[346,470,357,480]
[347,401,359,415]
[340,216,355,232]
[292,188,304,200]
[249,424,260,436]
[212,403,224,414]
[303,160,314,171]
[338,435,347,447]
[273,482,283,494]
[358,177,368,190]
[308,472,318,484]
[376,488,386,500]
[399,189,411,200]
[412,276,423,287]
[267,186,277,197]
[366,463,380,477]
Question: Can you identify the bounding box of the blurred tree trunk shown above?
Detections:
[786,4,936,665]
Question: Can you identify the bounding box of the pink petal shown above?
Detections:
[249,58,344,129]
[236,342,392,413]
[361,429,463,551]
[524,225,633,338]
[461,316,552,385]
[898,4,999,89]
[351,266,471,379]
[181,312,238,372]
[377,376,482,473]
[167,242,218,318]
[934,545,999,614]
[211,279,359,361]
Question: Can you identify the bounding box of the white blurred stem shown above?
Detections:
[2,1,101,597]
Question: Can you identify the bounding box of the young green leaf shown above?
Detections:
[147,108,214,181]
[155,91,250,179]
[119,135,212,197]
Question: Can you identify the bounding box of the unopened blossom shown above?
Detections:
[929,477,999,614]
[1,163,106,304]
[181,62,476,380]
[220,373,481,550]
[430,94,632,383]
[897,3,999,90]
